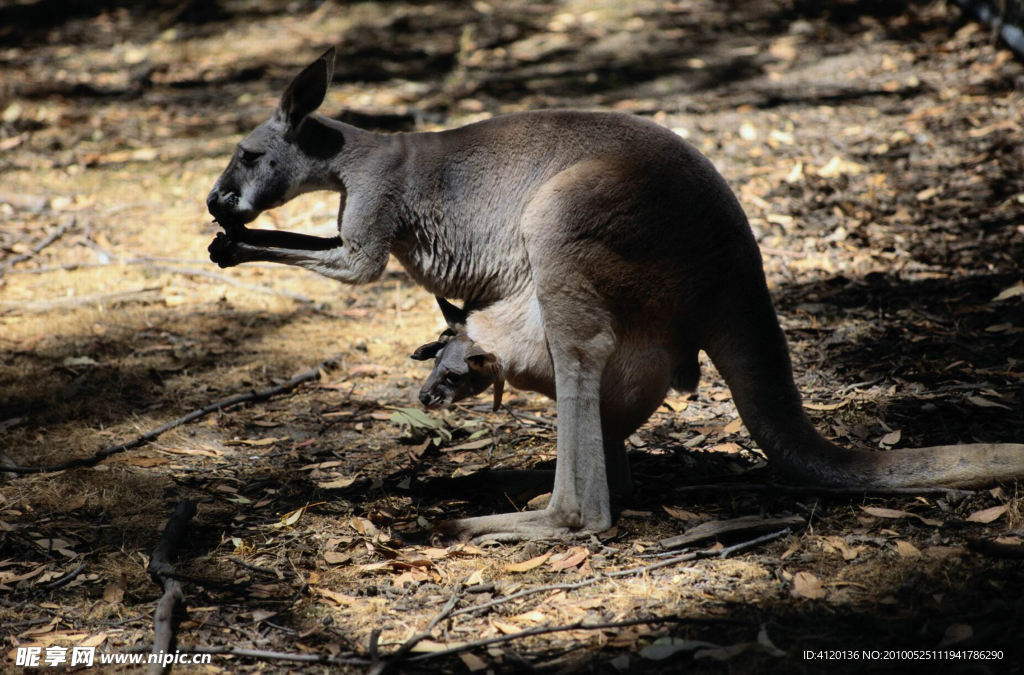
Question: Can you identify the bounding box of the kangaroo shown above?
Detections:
[207,47,1024,541]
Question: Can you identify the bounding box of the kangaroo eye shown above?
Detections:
[238,148,264,166]
[444,372,461,385]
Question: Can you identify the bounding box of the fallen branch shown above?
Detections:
[0,216,76,273]
[408,614,750,665]
[966,536,1024,560]
[452,529,790,619]
[660,515,804,550]
[673,483,974,498]
[2,357,339,475]
[147,501,197,675]
[368,589,461,675]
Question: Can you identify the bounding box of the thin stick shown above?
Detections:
[407,614,750,664]
[452,529,790,619]
[148,501,197,675]
[3,357,339,475]
[227,556,297,579]
[127,644,367,666]
[0,287,163,313]
[0,216,76,273]
[149,264,314,304]
[672,483,974,498]
[38,563,87,591]
[368,589,461,675]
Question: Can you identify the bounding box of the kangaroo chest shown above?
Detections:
[466,292,556,400]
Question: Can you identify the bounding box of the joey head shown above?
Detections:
[410,298,504,412]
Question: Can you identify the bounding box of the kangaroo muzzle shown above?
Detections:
[206,187,253,228]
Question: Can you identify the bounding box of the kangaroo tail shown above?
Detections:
[700,264,1024,489]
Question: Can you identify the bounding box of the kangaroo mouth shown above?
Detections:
[214,218,250,238]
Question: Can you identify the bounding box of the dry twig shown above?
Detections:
[147,501,197,675]
[0,216,76,273]
[673,483,974,498]
[2,357,339,475]
[38,563,88,591]
[368,588,461,675]
[408,614,750,665]
[128,644,367,666]
[453,529,791,619]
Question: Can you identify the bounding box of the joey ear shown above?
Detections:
[278,47,336,129]
[464,344,497,372]
[436,297,467,332]
[410,341,446,361]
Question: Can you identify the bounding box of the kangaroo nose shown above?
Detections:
[206,189,219,214]
[419,391,432,406]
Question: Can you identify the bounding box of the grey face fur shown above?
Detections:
[410,298,500,410]
[206,48,343,230]
[205,49,1024,542]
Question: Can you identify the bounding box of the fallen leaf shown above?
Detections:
[640,637,720,660]
[504,551,552,573]
[707,442,743,454]
[967,395,1010,410]
[324,551,350,564]
[791,571,826,599]
[939,624,973,647]
[317,476,358,490]
[410,639,467,653]
[803,401,846,411]
[966,504,1009,523]
[818,155,865,178]
[63,356,99,367]
[859,506,911,519]
[723,419,743,434]
[695,643,751,661]
[492,620,521,635]
[992,281,1024,302]
[316,588,356,605]
[80,633,107,648]
[549,547,588,571]
[879,429,902,446]
[464,568,485,586]
[662,506,698,521]
[251,609,277,623]
[102,581,125,605]
[895,540,921,557]
[459,653,488,672]
[163,447,222,458]
[224,437,289,447]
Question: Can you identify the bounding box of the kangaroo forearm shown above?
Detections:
[233,226,342,251]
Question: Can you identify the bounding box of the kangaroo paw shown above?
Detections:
[208,232,240,268]
[435,506,608,544]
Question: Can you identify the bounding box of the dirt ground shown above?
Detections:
[2,0,1023,672]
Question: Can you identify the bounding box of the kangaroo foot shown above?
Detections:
[435,505,610,544]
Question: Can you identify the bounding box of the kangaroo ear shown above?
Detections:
[464,343,496,372]
[410,340,446,361]
[436,297,467,332]
[278,47,336,129]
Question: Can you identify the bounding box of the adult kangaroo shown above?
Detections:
[207,48,1024,540]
